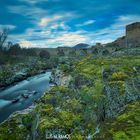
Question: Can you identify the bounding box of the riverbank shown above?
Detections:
[0,59,51,91]
[0,69,50,91]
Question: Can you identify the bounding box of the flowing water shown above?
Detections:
[0,71,51,123]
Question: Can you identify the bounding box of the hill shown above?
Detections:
[73,43,90,48]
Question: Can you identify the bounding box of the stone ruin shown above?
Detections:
[126,22,140,47]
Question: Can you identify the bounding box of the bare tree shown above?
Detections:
[7,41,13,49]
[0,28,9,48]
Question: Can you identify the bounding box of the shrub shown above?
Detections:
[111,72,128,80]
[39,50,50,59]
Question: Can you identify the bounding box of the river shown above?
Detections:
[0,71,51,123]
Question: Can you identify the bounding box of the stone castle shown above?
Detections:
[126,22,140,47]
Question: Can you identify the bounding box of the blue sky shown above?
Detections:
[0,0,140,48]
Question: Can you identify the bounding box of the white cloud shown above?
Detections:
[92,39,114,44]
[39,18,51,27]
[19,0,48,4]
[8,14,140,48]
[50,22,70,30]
[38,13,74,27]
[38,15,63,27]
[0,24,16,30]
[19,0,60,5]
[46,31,89,47]
[7,5,46,20]
[76,20,95,27]
[10,30,89,48]
[118,15,140,24]
[20,40,36,48]
[85,15,140,44]
[110,15,140,32]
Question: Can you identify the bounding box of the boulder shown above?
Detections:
[12,97,20,103]
[21,93,29,99]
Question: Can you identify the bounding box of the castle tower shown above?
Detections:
[126,22,140,47]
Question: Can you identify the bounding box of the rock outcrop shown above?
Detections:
[104,81,140,118]
[50,69,72,87]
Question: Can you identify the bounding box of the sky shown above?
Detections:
[0,0,140,48]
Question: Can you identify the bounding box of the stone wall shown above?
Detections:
[36,47,93,57]
[126,22,140,47]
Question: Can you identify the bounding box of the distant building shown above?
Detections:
[126,22,140,47]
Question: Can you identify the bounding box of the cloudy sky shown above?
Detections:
[0,0,140,48]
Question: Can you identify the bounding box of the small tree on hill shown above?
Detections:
[57,49,65,56]
[39,50,50,59]
[8,43,21,56]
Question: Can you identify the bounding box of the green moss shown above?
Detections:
[40,94,55,103]
[70,134,84,140]
[111,72,128,80]
[59,64,71,73]
[63,99,82,112]
[113,131,129,140]
[109,80,125,95]
[50,86,69,94]
[95,101,140,140]
[0,114,32,140]
[39,117,59,131]
[58,111,82,129]
[39,104,55,116]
